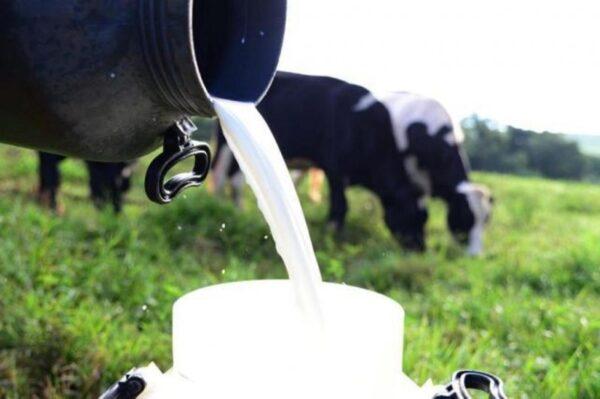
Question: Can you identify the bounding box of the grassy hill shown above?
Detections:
[0,146,598,398]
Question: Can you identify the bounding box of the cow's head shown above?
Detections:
[447,182,493,255]
[413,126,493,255]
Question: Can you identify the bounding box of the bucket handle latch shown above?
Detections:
[433,370,508,399]
[99,369,146,399]
[145,117,212,204]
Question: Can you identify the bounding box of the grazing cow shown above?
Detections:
[212,72,492,254]
[37,152,134,213]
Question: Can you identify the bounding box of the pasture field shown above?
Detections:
[0,145,598,398]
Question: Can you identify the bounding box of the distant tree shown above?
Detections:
[462,115,595,182]
[530,132,585,179]
[508,128,586,180]
[585,156,600,182]
[462,115,529,174]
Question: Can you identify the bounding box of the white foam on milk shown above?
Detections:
[214,99,324,323]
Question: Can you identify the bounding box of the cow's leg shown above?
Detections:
[86,162,129,213]
[381,188,428,252]
[86,161,132,213]
[38,152,65,211]
[326,173,348,231]
[108,163,129,213]
[86,161,109,209]
[119,162,135,194]
[230,171,246,208]
[211,144,234,196]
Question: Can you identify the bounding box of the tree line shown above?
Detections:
[462,115,600,182]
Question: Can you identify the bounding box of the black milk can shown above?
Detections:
[0,0,286,161]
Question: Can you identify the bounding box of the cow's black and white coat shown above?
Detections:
[354,91,492,254]
[213,72,492,254]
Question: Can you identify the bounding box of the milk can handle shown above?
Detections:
[433,370,508,399]
[145,118,212,204]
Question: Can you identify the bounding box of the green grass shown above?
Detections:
[0,146,598,398]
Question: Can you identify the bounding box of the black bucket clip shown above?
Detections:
[145,117,212,204]
[433,369,508,399]
[99,369,146,399]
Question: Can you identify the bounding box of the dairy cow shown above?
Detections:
[213,72,492,254]
[37,152,134,213]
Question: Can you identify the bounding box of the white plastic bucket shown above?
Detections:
[137,280,438,399]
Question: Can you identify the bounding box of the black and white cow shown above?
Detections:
[37,152,134,213]
[213,72,492,254]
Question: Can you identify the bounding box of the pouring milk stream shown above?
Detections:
[210,100,439,399]
[213,99,324,325]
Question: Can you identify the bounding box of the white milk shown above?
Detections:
[213,99,323,324]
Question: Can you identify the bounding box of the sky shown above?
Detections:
[278,0,600,135]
